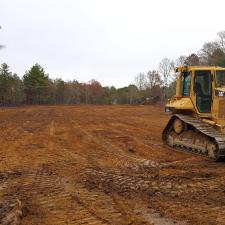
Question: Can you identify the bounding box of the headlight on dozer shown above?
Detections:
[165,107,174,113]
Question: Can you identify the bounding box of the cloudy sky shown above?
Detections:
[0,0,225,87]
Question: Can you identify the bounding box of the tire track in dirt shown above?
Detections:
[67,109,216,225]
[0,119,51,171]
[19,167,112,225]
[2,106,225,225]
[64,106,198,166]
[69,117,161,171]
[44,108,168,224]
[0,109,71,224]
[84,167,188,197]
[0,108,147,225]
[58,109,186,224]
[77,116,199,163]
[83,168,187,225]
[18,164,150,224]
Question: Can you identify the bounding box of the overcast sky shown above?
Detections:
[1,0,225,87]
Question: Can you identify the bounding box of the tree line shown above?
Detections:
[0,31,225,106]
[134,31,225,102]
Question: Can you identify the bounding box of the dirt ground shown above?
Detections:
[1,105,225,225]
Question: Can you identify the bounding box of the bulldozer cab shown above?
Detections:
[166,66,225,125]
[180,69,213,113]
[194,70,212,113]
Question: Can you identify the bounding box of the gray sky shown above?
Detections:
[1,0,225,87]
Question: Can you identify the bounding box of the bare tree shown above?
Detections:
[159,58,174,99]
[217,31,225,48]
[176,55,187,66]
[199,41,220,64]
[199,39,225,65]
[134,73,146,90]
[159,58,174,87]
[146,70,162,89]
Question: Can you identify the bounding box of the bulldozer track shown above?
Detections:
[163,114,225,160]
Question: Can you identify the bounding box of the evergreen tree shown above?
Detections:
[0,63,24,105]
[23,64,49,104]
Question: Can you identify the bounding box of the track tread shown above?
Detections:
[162,114,225,160]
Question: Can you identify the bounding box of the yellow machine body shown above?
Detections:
[163,66,225,160]
[166,66,225,130]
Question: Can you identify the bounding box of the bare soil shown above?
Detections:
[1,105,225,225]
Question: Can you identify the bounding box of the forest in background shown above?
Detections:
[0,31,225,106]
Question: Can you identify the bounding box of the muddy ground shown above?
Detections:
[0,105,225,225]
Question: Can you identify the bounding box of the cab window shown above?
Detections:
[181,72,191,96]
[194,70,212,113]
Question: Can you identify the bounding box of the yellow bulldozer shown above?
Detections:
[162,66,225,160]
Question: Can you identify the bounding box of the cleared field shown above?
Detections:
[1,105,225,225]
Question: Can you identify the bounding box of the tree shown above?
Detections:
[116,87,130,104]
[159,58,174,87]
[146,70,162,89]
[0,63,24,105]
[185,53,200,66]
[127,84,139,104]
[0,63,11,105]
[199,40,225,66]
[55,79,66,104]
[134,73,146,90]
[102,86,117,104]
[10,73,24,105]
[159,58,174,99]
[23,64,49,104]
[217,31,225,48]
[199,41,221,65]
[176,56,187,67]
[166,80,176,99]
[88,79,104,104]
[79,83,91,104]
[208,48,225,66]
[67,80,81,104]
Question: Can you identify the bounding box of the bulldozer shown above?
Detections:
[162,66,225,160]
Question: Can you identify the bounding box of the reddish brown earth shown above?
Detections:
[1,105,225,225]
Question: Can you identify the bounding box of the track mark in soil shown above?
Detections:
[70,118,161,170]
[49,121,54,137]
[0,198,23,225]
